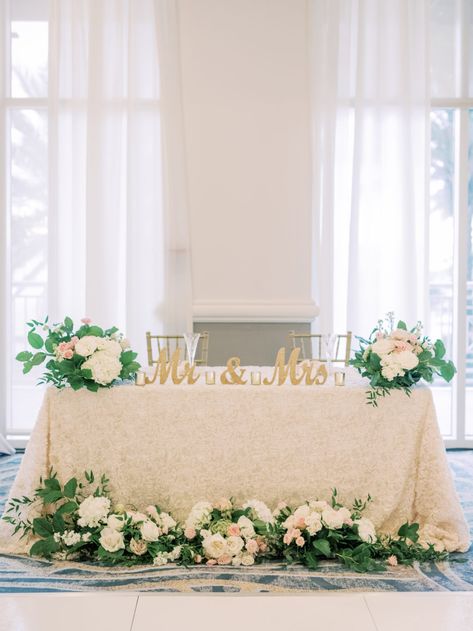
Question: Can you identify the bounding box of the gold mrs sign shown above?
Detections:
[144,347,327,386]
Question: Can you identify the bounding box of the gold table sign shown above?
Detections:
[137,348,328,386]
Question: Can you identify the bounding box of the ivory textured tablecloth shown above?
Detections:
[0,369,470,553]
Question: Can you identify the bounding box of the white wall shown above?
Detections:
[178,0,317,323]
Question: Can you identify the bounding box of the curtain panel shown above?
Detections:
[310,0,430,335]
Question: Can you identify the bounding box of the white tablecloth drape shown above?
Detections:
[0,369,469,554]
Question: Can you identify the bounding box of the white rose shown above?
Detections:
[77,495,111,528]
[321,507,346,530]
[293,505,311,522]
[107,515,124,531]
[370,339,396,357]
[355,517,377,543]
[159,512,176,534]
[130,538,148,556]
[240,553,255,566]
[128,511,148,524]
[242,500,274,524]
[391,328,410,341]
[62,531,81,547]
[81,350,122,385]
[75,335,101,357]
[282,515,295,530]
[237,516,255,538]
[140,520,162,542]
[231,555,242,566]
[305,512,323,535]
[226,536,245,556]
[395,350,419,371]
[203,533,228,559]
[99,527,125,553]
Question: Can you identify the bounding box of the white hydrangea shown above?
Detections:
[395,350,419,371]
[153,552,169,566]
[242,499,274,524]
[62,530,81,547]
[75,335,101,357]
[82,350,122,385]
[185,501,213,530]
[77,495,111,528]
[355,517,377,543]
[97,339,123,357]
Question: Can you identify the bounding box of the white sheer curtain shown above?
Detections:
[49,0,192,361]
[310,0,430,336]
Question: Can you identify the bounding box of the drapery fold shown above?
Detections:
[48,0,192,361]
[310,0,430,335]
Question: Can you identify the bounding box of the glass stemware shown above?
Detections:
[323,333,338,374]
[183,332,201,366]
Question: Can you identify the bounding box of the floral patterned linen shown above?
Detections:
[0,368,469,554]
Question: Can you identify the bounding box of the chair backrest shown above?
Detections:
[288,331,352,365]
[145,332,209,367]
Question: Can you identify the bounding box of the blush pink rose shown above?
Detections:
[63,349,73,360]
[206,559,217,566]
[295,517,306,529]
[184,527,196,540]
[81,317,92,324]
[387,555,398,567]
[217,554,232,565]
[227,524,241,537]
[283,532,292,545]
[256,537,268,552]
[295,536,305,547]
[58,342,68,353]
[194,554,202,564]
[71,336,79,346]
[245,539,258,554]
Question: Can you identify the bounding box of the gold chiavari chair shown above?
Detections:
[145,332,210,367]
[288,331,352,366]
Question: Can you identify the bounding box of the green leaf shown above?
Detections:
[64,316,74,332]
[29,539,51,558]
[312,538,331,557]
[16,351,33,362]
[398,522,419,543]
[69,377,84,391]
[44,477,61,491]
[397,320,407,330]
[38,490,64,504]
[45,338,56,353]
[440,362,456,382]
[33,517,54,537]
[52,512,65,534]
[81,368,93,379]
[57,501,78,516]
[22,362,33,374]
[28,331,44,349]
[120,350,137,365]
[63,478,78,499]
[31,352,47,366]
[86,382,99,393]
[57,361,75,375]
[434,339,446,359]
[88,326,104,337]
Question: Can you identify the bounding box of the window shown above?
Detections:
[429,0,473,445]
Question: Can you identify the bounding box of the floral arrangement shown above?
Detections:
[3,471,458,572]
[350,313,456,406]
[15,316,140,392]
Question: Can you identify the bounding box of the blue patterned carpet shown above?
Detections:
[0,451,472,593]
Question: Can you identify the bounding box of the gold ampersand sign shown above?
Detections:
[220,357,247,385]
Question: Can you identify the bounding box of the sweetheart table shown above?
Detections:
[0,368,469,554]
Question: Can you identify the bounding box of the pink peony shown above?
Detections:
[295,536,305,547]
[81,317,92,324]
[206,559,217,566]
[245,539,258,554]
[387,555,398,567]
[227,524,241,537]
[63,349,73,360]
[184,527,196,540]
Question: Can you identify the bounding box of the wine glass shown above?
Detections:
[323,333,338,374]
[183,332,201,366]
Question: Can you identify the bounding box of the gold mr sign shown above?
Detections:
[138,347,328,386]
